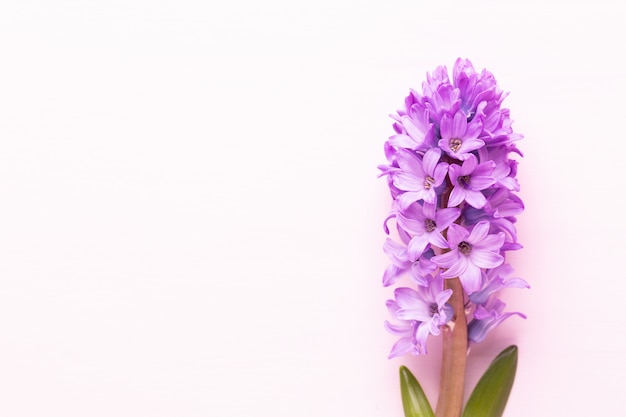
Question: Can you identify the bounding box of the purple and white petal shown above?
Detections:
[459,264,483,294]
[431,250,459,269]
[469,249,504,269]
[441,256,468,279]
[446,223,468,247]
[467,221,490,244]
[463,190,487,208]
[427,231,449,249]
[448,185,466,208]
[435,208,461,230]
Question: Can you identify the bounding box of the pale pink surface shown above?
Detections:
[0,1,625,417]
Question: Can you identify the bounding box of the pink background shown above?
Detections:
[1,1,623,416]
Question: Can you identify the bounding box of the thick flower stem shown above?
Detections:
[435,277,467,417]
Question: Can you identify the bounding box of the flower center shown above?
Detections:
[449,138,462,152]
[458,175,471,188]
[425,218,436,232]
[458,241,472,255]
[429,303,438,317]
[423,176,435,190]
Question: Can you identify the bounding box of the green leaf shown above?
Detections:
[399,366,435,417]
[462,345,519,417]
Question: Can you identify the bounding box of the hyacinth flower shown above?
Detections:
[432,221,505,294]
[386,273,453,358]
[393,147,449,209]
[379,58,529,417]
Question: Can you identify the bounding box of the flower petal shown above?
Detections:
[397,307,432,323]
[388,336,414,359]
[446,223,468,247]
[458,137,485,155]
[476,232,505,251]
[435,207,461,229]
[470,249,504,269]
[464,118,483,139]
[389,134,417,149]
[439,112,453,139]
[383,264,404,287]
[394,287,420,307]
[468,221,490,244]
[469,176,496,191]
[431,250,459,269]
[448,185,465,207]
[452,110,467,138]
[433,161,449,185]
[396,149,424,174]
[464,190,487,209]
[428,231,449,249]
[384,320,412,337]
[397,213,426,235]
[473,160,496,177]
[402,116,427,142]
[423,202,437,219]
[393,172,423,191]
[407,236,428,259]
[459,264,483,293]
[435,288,453,307]
[397,192,423,211]
[461,154,478,175]
[422,147,442,176]
[441,256,468,278]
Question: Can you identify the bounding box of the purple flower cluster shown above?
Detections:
[380,59,528,358]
